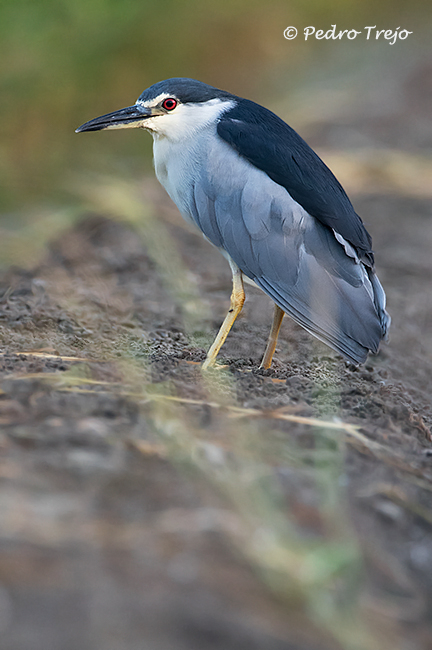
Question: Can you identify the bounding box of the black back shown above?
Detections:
[217,98,374,266]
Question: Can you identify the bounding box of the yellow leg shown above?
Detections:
[202,261,245,369]
[259,304,285,369]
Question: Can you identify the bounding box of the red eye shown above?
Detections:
[162,98,177,111]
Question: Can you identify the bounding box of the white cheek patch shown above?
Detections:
[147,99,236,140]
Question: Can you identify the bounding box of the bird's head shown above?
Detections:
[76,78,236,141]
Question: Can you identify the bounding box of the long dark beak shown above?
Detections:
[75,104,153,133]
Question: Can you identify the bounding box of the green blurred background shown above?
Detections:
[0,0,430,216]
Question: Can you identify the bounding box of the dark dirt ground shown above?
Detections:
[0,62,432,650]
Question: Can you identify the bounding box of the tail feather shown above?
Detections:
[253,252,389,365]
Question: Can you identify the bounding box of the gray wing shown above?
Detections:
[188,152,388,365]
[217,99,375,266]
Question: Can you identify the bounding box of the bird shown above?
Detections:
[76,77,390,369]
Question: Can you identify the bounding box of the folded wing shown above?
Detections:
[189,138,389,364]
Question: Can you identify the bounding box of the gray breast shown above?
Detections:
[152,128,218,228]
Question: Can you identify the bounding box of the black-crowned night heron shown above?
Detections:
[76,78,390,369]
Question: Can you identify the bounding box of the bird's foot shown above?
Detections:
[201,358,229,371]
